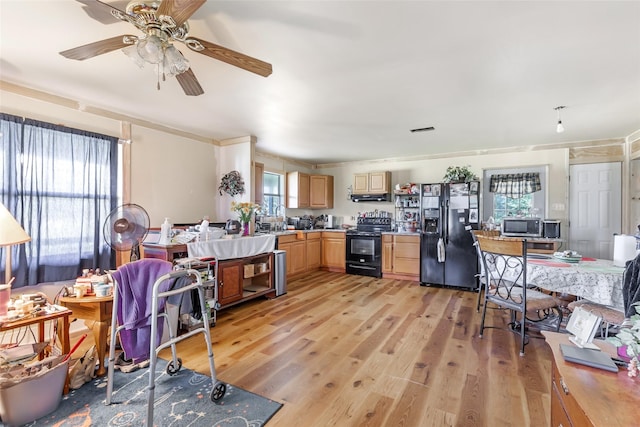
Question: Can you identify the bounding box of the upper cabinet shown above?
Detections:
[287,172,334,209]
[353,171,391,194]
[310,175,334,209]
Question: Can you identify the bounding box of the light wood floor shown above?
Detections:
[167,271,552,426]
[75,270,554,426]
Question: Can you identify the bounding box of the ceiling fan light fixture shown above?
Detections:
[136,34,164,64]
[554,106,566,133]
[163,45,190,76]
[122,44,145,68]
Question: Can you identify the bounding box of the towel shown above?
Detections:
[437,238,446,263]
[111,258,173,363]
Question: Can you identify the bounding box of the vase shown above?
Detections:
[242,222,250,236]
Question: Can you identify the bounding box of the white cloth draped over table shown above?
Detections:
[487,257,625,311]
[186,234,277,260]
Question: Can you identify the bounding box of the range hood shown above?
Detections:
[350,193,391,202]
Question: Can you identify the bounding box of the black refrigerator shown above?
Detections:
[420,182,480,289]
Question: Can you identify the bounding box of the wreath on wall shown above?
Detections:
[218,170,245,196]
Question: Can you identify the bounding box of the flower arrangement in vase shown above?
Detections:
[231,201,262,236]
[607,302,640,378]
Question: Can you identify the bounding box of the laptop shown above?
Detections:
[560,344,619,373]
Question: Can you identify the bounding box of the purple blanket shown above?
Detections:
[111,258,173,363]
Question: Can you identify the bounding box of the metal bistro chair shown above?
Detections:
[106,260,227,427]
[476,235,563,356]
[471,230,501,312]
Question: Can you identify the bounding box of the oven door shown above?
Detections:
[346,233,380,264]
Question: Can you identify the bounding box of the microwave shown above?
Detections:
[501,217,542,238]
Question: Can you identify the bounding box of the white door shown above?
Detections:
[569,162,621,259]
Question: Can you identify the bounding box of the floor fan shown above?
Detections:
[103,203,150,262]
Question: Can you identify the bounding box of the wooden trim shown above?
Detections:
[569,144,625,164]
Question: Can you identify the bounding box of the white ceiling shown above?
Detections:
[1,1,639,164]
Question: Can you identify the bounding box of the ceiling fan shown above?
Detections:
[60,0,272,96]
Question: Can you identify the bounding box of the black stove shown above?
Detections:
[345,217,391,278]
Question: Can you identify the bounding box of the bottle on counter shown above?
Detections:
[200,215,210,241]
[159,217,172,245]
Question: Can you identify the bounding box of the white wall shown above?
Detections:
[1,89,219,228]
[258,148,569,228]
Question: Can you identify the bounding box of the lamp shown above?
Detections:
[0,203,31,284]
[554,106,566,133]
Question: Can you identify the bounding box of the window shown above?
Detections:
[482,167,546,224]
[1,113,118,287]
[263,171,284,216]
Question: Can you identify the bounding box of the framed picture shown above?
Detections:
[469,181,479,194]
[566,306,602,349]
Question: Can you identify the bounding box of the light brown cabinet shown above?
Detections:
[286,171,310,208]
[381,234,420,280]
[353,171,391,194]
[309,175,334,208]
[306,232,322,270]
[287,172,334,209]
[382,235,393,273]
[321,231,345,271]
[277,233,307,277]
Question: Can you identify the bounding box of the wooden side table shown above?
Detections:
[58,295,112,377]
[0,309,72,393]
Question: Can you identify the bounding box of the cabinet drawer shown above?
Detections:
[394,242,420,259]
[394,258,419,275]
[277,234,298,245]
[382,234,393,243]
[307,232,321,240]
[551,360,593,427]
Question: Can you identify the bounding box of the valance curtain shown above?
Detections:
[489,173,541,198]
[0,113,118,287]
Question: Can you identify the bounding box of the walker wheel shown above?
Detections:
[210,381,227,403]
[166,358,182,375]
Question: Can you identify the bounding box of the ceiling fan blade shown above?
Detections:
[157,0,206,28]
[186,37,272,77]
[75,0,129,24]
[176,69,204,96]
[59,35,137,60]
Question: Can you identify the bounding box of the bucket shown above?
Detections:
[613,234,638,267]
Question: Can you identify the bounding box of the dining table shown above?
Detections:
[524,256,626,311]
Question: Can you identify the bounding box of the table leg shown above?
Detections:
[57,315,71,395]
[87,319,108,377]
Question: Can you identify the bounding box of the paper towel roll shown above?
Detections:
[613,234,638,267]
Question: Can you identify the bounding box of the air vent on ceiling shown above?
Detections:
[410,126,435,133]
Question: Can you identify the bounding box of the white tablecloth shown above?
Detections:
[186,234,276,260]
[526,258,625,311]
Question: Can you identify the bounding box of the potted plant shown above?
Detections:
[607,302,640,378]
[442,165,478,183]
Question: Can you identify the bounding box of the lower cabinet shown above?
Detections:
[382,234,420,280]
[277,233,307,278]
[217,253,274,309]
[321,231,345,271]
[307,232,322,270]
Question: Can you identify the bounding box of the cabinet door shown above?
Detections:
[286,172,310,208]
[290,240,307,275]
[382,235,393,273]
[322,238,346,269]
[309,175,334,209]
[278,241,293,275]
[307,234,322,270]
[217,260,243,306]
[353,173,369,193]
[369,171,390,193]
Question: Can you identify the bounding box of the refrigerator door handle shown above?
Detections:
[445,199,450,244]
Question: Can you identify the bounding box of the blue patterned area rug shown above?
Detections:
[28,359,282,426]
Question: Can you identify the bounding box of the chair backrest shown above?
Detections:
[476,235,528,308]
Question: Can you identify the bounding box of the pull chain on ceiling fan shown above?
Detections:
[60,0,273,96]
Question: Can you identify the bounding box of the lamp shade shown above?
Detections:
[0,203,31,247]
